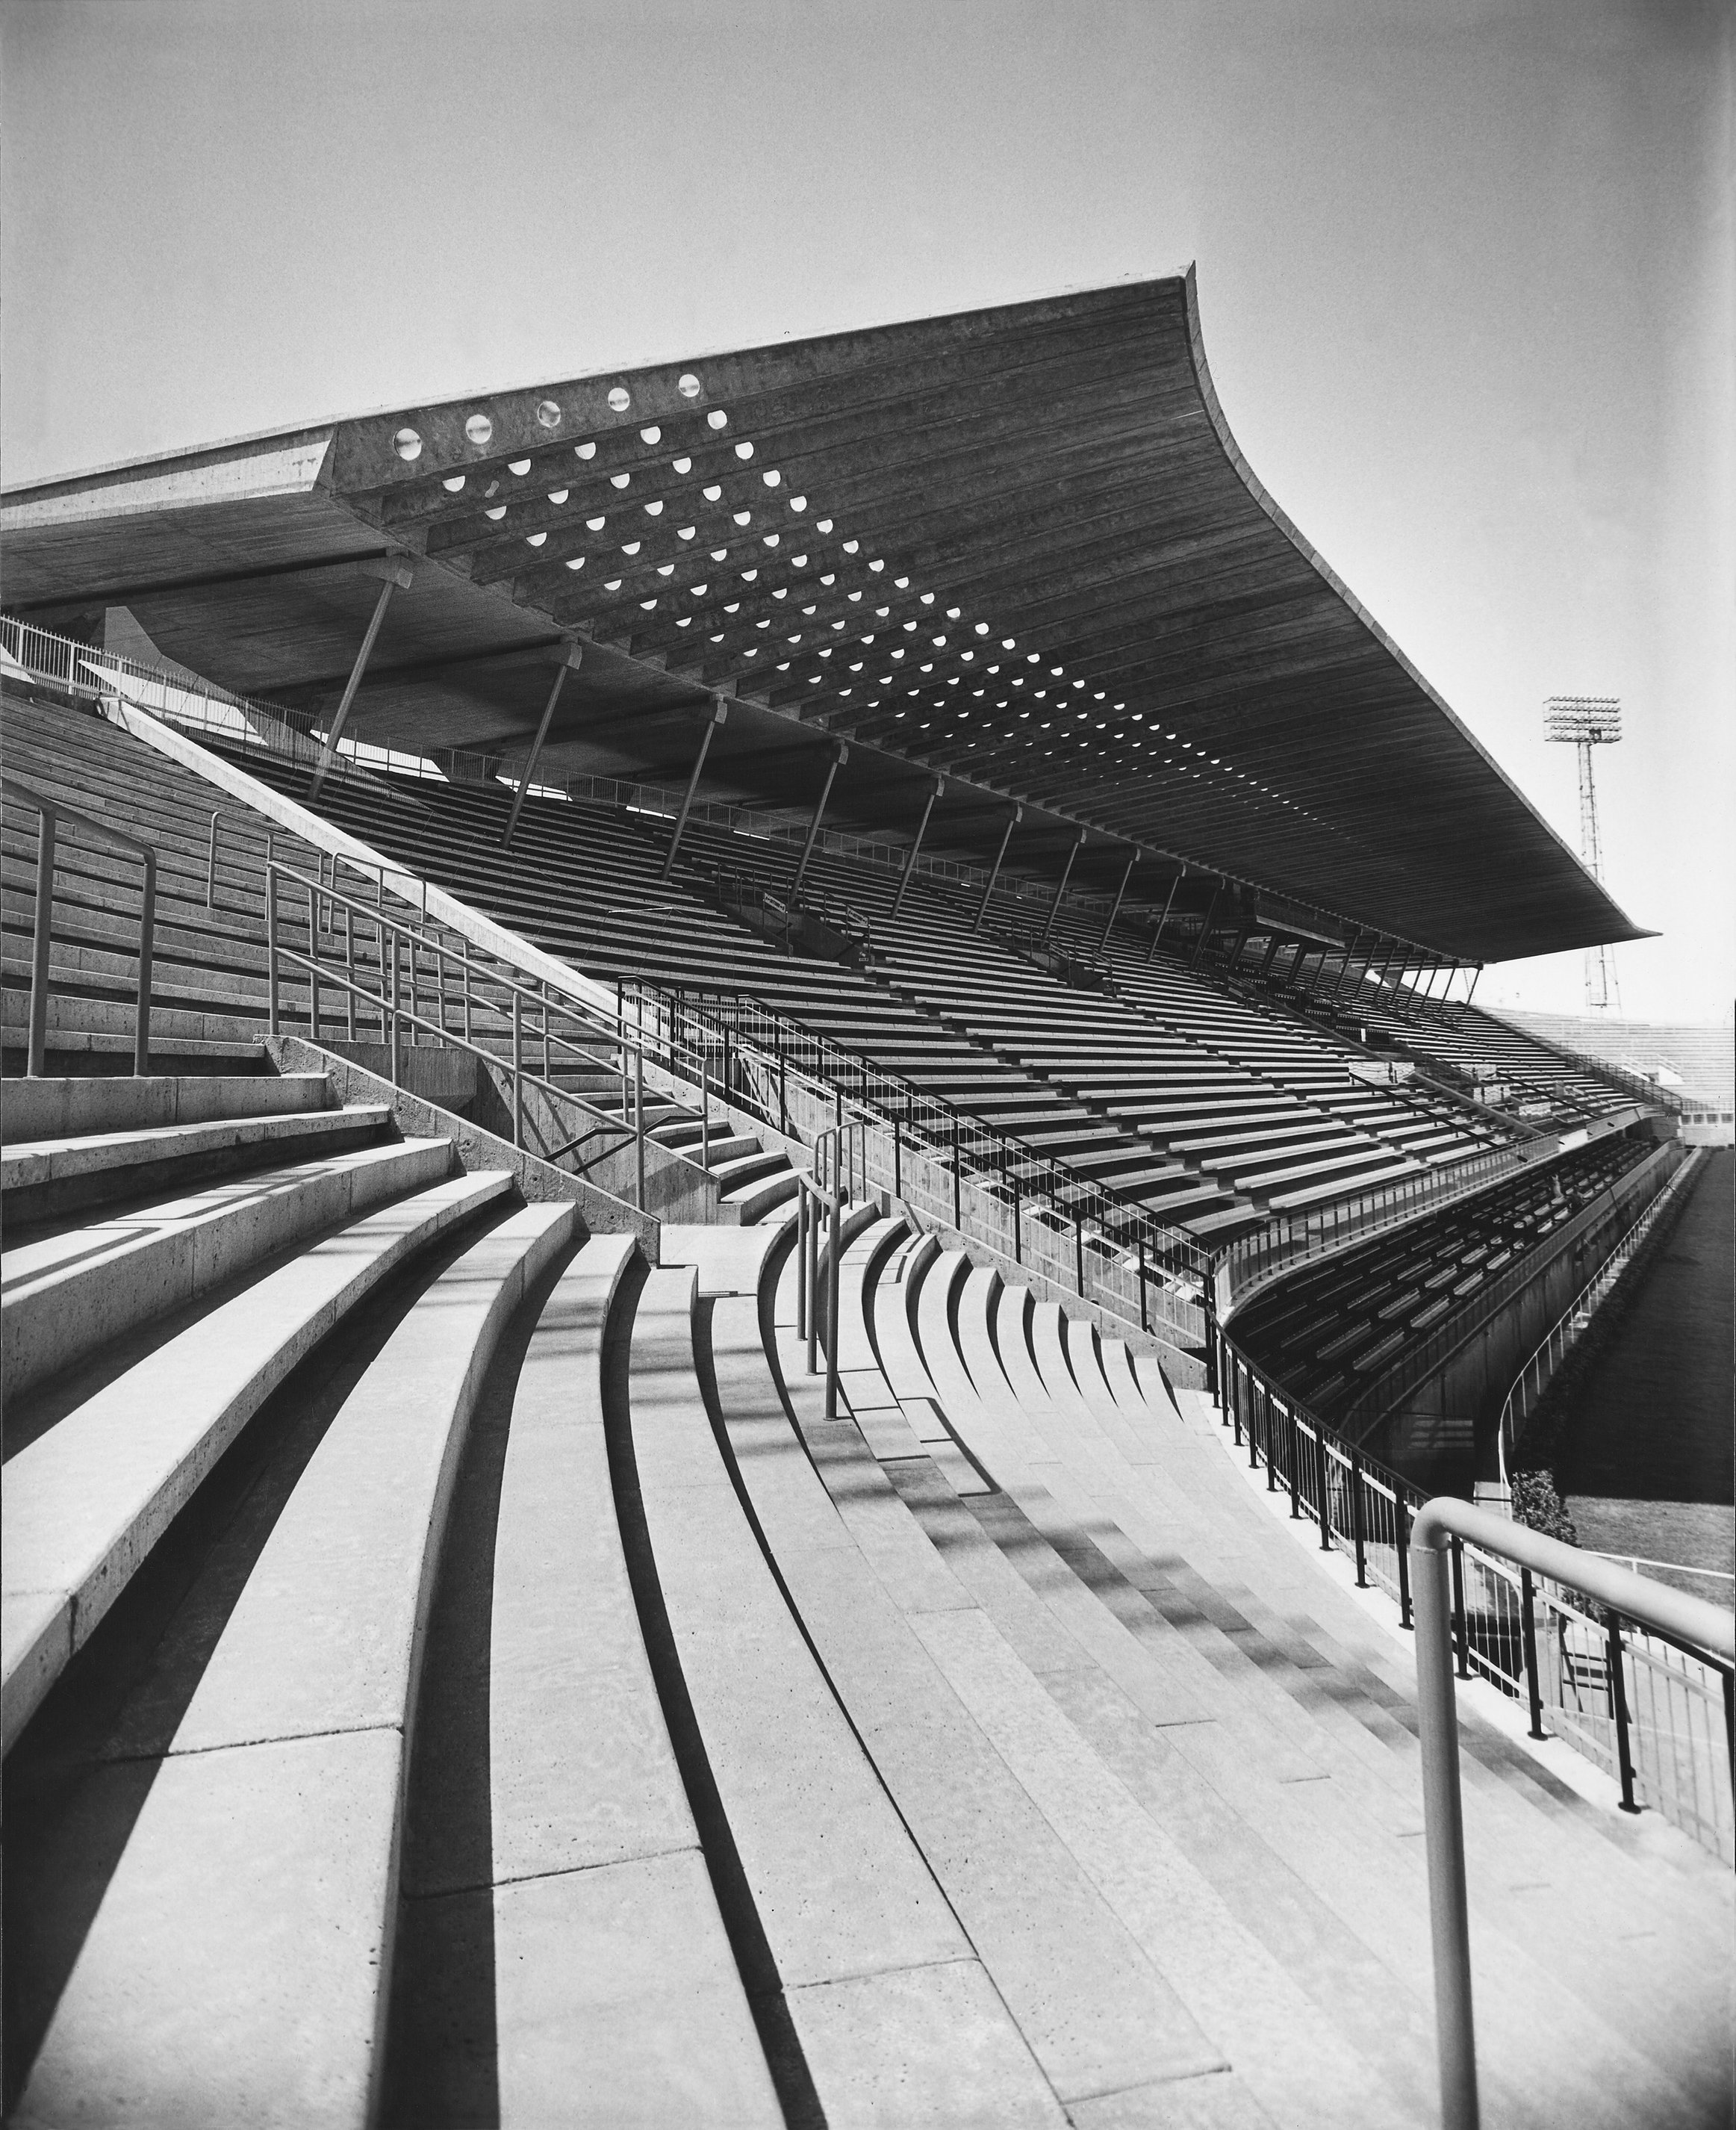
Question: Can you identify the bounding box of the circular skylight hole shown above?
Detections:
[607,387,632,413]
[441,473,465,492]
[508,458,530,476]
[640,426,662,444]
[393,428,423,462]
[536,400,561,428]
[464,414,494,447]
[611,472,632,490]
[678,373,702,399]
[707,409,729,429]
[735,441,755,461]
[762,469,781,487]
[575,441,597,461]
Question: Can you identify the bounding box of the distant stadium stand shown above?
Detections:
[4,274,1727,2127]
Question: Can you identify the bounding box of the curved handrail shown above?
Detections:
[1407,1497,1733,2130]
[1,774,158,1077]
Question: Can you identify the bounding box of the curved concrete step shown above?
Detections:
[387,1231,783,2130]
[14,1196,579,2129]
[1,1167,512,1756]
[1,1103,393,1223]
[0,1072,332,1143]
[1,1136,452,1397]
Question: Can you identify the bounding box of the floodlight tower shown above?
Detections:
[1543,695,1623,1012]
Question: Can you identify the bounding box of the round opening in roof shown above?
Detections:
[607,388,632,413]
[762,469,780,486]
[641,426,662,444]
[393,429,423,462]
[678,373,702,399]
[707,409,729,430]
[536,400,561,429]
[735,441,755,461]
[464,414,494,447]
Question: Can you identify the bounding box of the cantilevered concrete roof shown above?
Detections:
[1,270,1647,964]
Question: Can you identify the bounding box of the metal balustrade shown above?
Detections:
[1213,1322,1735,1870]
[1408,1501,1735,2130]
[3,774,158,1077]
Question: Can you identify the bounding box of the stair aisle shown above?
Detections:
[841,1231,1731,2128]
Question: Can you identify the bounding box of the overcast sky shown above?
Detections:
[4,0,1730,1022]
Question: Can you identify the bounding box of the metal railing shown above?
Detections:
[1495,1144,1706,1493]
[3,775,158,1076]
[1212,1320,1735,1869]
[1215,1141,1525,1318]
[267,855,717,1212]
[792,1122,868,1419]
[1409,1500,1735,2130]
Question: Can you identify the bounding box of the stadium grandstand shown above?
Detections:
[1499,1008,1735,1146]
[2,275,1729,2128]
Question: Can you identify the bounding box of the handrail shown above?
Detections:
[792,1121,867,1416]
[1407,1498,1735,2130]
[2,774,158,1076]
[1213,1314,1735,1862]
[267,857,714,1211]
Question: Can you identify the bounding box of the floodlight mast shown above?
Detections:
[1543,696,1623,1013]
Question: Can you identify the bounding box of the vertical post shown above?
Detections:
[1519,1568,1546,1739]
[344,906,356,1040]
[1138,1229,1148,1334]
[504,644,583,851]
[1074,1214,1084,1298]
[26,807,56,1078]
[308,879,320,1044]
[807,1170,821,1379]
[266,857,279,1040]
[826,1173,841,1419]
[1396,1494,1413,1629]
[1410,1528,1481,2130]
[1451,1540,1470,1678]
[973,807,1021,931]
[796,1182,809,1342]
[207,812,220,910]
[635,1040,647,1211]
[389,930,401,1087]
[1318,1433,1334,1550]
[462,939,472,1046]
[952,1116,962,1229]
[1607,1615,1639,1812]
[1350,1451,1368,1586]
[892,1115,902,1201]
[511,991,523,1149]
[891,777,943,918]
[1287,1409,1301,1518]
[661,695,727,878]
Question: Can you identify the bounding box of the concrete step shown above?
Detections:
[1,1166,513,1754]
[1,1135,454,1397]
[1,1031,270,1075]
[718,1164,800,1223]
[630,1259,1051,2123]
[385,1231,785,2129]
[1,1103,394,1223]
[12,1197,579,2129]
[0,1071,332,1142]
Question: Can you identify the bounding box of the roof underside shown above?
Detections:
[1,273,1646,963]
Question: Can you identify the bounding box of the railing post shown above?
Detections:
[1519,1567,1546,1739]
[635,1040,647,1211]
[308,880,321,1044]
[389,931,401,1087]
[807,1170,821,1379]
[1287,1407,1301,1518]
[267,862,279,1039]
[892,1115,902,1201]
[826,1179,841,1420]
[1608,1615,1639,1813]
[1451,1539,1470,1679]
[27,805,55,1077]
[1138,1230,1148,1333]
[1410,1523,1481,2130]
[461,938,472,1046]
[1350,1451,1368,1586]
[1074,1214,1084,1297]
[953,1117,962,1230]
[796,1182,809,1342]
[511,991,523,1149]
[207,811,220,910]
[1396,1494,1413,1630]
[1318,1431,1334,1550]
